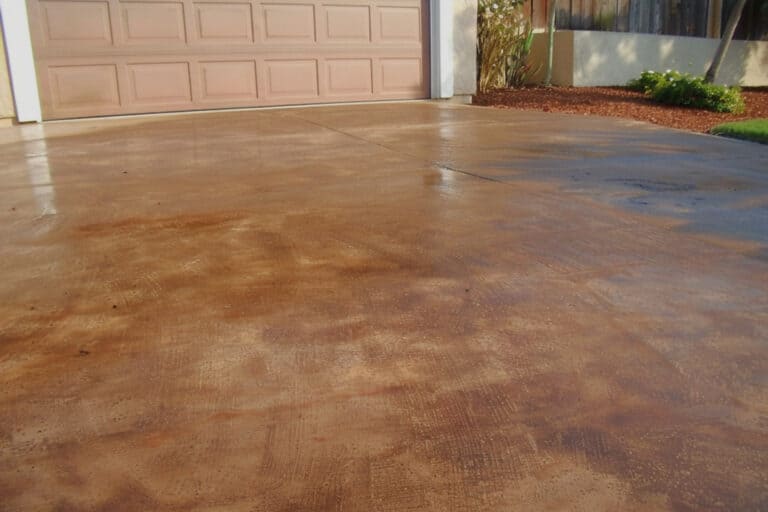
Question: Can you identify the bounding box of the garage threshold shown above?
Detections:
[42,99,436,125]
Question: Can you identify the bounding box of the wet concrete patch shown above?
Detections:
[0,103,767,511]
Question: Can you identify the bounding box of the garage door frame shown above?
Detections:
[0,0,454,122]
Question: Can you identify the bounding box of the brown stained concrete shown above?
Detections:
[1,103,767,511]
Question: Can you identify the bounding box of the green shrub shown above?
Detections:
[627,70,745,114]
[504,26,538,88]
[627,70,667,93]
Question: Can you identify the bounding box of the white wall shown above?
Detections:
[530,30,768,87]
[453,0,477,96]
[572,31,767,87]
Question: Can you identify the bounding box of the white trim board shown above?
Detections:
[0,0,41,122]
[430,0,454,99]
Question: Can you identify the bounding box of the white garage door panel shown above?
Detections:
[28,0,430,120]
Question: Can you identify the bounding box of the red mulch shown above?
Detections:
[474,86,768,133]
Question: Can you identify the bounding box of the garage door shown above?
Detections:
[27,0,430,120]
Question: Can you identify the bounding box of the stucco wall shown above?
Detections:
[529,31,575,86]
[453,0,477,96]
[529,30,768,87]
[571,31,768,87]
[0,22,16,120]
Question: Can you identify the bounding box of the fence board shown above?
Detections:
[616,0,630,31]
[531,0,548,29]
[630,0,649,32]
[521,0,761,39]
[577,0,591,29]
[651,0,663,33]
[592,0,615,30]
[522,0,533,22]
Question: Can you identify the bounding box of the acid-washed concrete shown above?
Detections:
[0,103,767,511]
[530,30,768,86]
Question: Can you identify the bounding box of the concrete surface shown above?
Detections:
[1,103,767,511]
[529,30,768,87]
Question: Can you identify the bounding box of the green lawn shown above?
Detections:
[711,119,768,144]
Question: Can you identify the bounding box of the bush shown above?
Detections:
[477,0,534,92]
[504,27,537,88]
[627,70,745,114]
[627,70,667,93]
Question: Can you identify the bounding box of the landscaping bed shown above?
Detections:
[474,86,768,134]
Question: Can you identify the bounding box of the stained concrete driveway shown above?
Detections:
[1,103,767,511]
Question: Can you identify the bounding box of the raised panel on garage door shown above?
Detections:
[262,4,316,42]
[200,61,258,102]
[326,59,373,96]
[39,1,113,46]
[265,60,319,98]
[323,5,371,42]
[378,5,422,42]
[128,62,192,104]
[121,2,186,44]
[193,3,254,44]
[27,0,429,119]
[380,58,423,94]
[49,65,120,110]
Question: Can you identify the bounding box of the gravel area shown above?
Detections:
[474,86,768,134]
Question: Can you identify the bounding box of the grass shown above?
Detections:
[711,119,768,144]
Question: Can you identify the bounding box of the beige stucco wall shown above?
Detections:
[529,31,575,86]
[453,0,477,96]
[529,30,768,87]
[0,23,16,121]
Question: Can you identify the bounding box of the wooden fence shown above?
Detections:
[521,0,767,40]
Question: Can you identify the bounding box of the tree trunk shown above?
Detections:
[705,0,748,83]
[544,0,557,86]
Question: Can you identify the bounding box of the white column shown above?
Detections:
[0,0,42,122]
[430,0,454,99]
